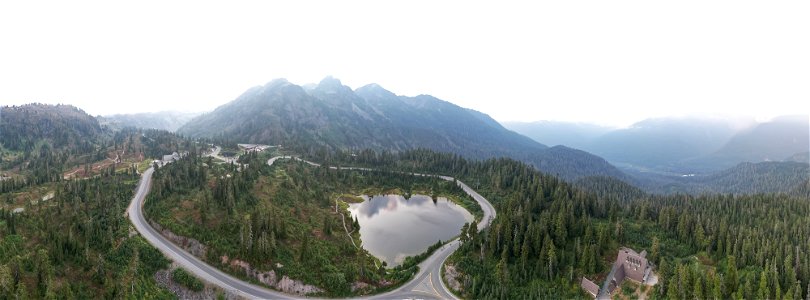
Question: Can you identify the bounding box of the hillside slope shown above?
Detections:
[707,115,809,165]
[1,103,102,152]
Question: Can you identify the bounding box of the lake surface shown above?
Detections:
[348,194,474,267]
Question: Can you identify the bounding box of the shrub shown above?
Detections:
[172,268,204,292]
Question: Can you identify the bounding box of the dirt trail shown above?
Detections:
[336,199,359,249]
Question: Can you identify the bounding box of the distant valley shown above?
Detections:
[102,111,201,132]
[505,115,809,174]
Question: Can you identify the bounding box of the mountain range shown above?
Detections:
[4,79,805,196]
[178,77,626,181]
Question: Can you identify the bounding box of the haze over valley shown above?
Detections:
[506,115,809,173]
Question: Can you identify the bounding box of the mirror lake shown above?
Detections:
[347,194,474,267]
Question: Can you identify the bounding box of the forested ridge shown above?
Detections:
[1,104,104,188]
[314,148,810,299]
[1,104,101,153]
[627,161,810,196]
[681,161,809,195]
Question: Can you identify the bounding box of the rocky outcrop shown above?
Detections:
[148,220,322,296]
[444,264,463,293]
[150,221,208,258]
[221,255,324,296]
[277,276,322,295]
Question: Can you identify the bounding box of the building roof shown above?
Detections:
[585,247,654,298]
[620,247,642,257]
[617,247,648,283]
[162,152,181,162]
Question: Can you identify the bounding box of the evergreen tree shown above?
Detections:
[0,265,10,296]
[712,273,723,300]
[460,223,470,244]
[650,237,660,265]
[667,277,679,299]
[726,255,739,294]
[759,270,771,299]
[545,238,557,280]
[694,274,704,300]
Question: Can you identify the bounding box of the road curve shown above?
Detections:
[127,167,298,299]
[128,155,495,299]
[206,146,238,164]
[270,156,496,300]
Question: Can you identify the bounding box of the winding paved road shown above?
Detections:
[206,146,239,164]
[128,154,495,299]
[128,167,298,299]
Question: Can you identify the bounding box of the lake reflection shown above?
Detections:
[348,194,474,267]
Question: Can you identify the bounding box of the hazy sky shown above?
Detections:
[1,1,808,127]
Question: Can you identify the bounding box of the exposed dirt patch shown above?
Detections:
[154,267,234,300]
[312,228,325,239]
[696,253,715,266]
[150,221,208,258]
[1,185,55,210]
[351,281,370,293]
[180,200,195,209]
[62,144,147,180]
